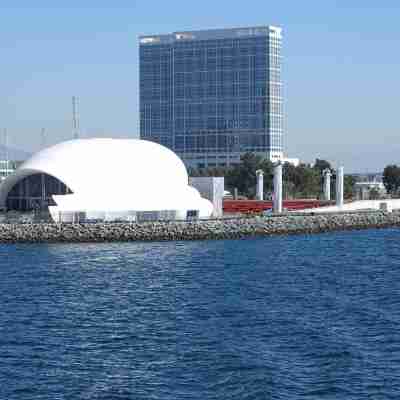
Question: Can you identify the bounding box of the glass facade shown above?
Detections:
[139,26,283,168]
[0,160,18,181]
[6,173,72,211]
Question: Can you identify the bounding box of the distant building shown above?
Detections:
[0,160,21,182]
[139,26,283,168]
[282,157,300,167]
[352,173,383,183]
[352,173,386,200]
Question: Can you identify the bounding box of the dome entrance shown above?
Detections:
[6,173,72,211]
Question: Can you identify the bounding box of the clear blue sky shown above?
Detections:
[1,0,400,172]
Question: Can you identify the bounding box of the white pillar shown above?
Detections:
[336,166,344,208]
[273,163,283,213]
[323,169,331,201]
[256,169,264,201]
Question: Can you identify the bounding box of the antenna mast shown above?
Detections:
[41,128,46,149]
[4,128,8,178]
[72,96,80,139]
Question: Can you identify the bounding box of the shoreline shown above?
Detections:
[0,211,399,243]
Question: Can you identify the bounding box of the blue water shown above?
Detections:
[1,229,400,399]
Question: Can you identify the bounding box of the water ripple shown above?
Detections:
[1,229,400,399]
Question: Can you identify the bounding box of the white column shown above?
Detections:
[256,169,264,201]
[336,166,344,208]
[273,163,283,213]
[323,169,331,201]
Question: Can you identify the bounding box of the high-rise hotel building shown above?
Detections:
[139,26,283,168]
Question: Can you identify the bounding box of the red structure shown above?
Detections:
[223,199,326,214]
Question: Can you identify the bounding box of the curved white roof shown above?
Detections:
[0,138,213,218]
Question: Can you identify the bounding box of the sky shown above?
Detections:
[1,0,400,172]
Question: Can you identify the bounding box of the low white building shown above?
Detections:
[0,138,214,222]
[354,181,385,191]
[189,177,224,217]
[282,157,300,167]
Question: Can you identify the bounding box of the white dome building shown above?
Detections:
[0,138,214,222]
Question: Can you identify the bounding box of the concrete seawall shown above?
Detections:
[0,211,400,243]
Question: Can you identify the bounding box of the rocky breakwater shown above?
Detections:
[0,211,400,243]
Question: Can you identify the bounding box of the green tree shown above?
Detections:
[369,187,380,200]
[383,165,400,195]
[344,175,356,199]
[187,167,201,177]
[188,154,337,200]
[283,163,300,198]
[259,159,274,196]
[313,159,331,174]
[225,153,263,198]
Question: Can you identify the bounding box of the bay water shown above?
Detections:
[1,229,400,399]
